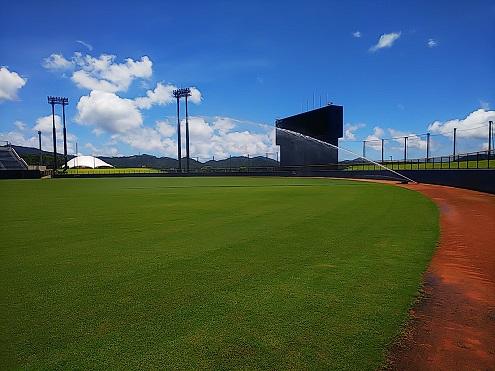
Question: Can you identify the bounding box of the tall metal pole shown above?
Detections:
[362,141,366,158]
[381,139,384,163]
[185,94,190,173]
[453,128,457,157]
[62,101,68,170]
[404,136,408,162]
[176,97,181,172]
[489,121,493,154]
[38,131,42,166]
[489,121,493,168]
[51,102,57,171]
[426,133,430,161]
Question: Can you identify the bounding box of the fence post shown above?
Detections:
[404,137,408,167]
[426,132,430,161]
[381,139,384,164]
[453,127,458,169]
[489,121,493,168]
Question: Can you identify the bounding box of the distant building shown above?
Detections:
[275,104,343,167]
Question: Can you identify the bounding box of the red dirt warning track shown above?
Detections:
[388,183,495,370]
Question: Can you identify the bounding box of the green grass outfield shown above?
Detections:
[0,177,438,369]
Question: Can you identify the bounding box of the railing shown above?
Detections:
[344,149,495,171]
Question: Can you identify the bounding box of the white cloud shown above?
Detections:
[134,82,175,109]
[182,116,214,141]
[156,120,176,137]
[352,31,361,38]
[106,116,276,159]
[364,127,385,150]
[113,126,177,156]
[388,128,427,151]
[84,142,119,157]
[71,53,152,92]
[343,123,365,140]
[182,117,275,159]
[213,117,236,134]
[370,32,401,52]
[14,121,26,131]
[134,83,202,109]
[427,38,438,48]
[76,40,93,51]
[480,100,490,110]
[42,54,73,70]
[76,90,142,133]
[34,114,62,133]
[428,109,495,139]
[72,70,122,92]
[1,117,77,154]
[0,130,37,148]
[0,67,27,101]
[189,87,202,104]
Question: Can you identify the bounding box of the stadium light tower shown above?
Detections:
[47,96,69,171]
[61,98,69,170]
[172,88,192,172]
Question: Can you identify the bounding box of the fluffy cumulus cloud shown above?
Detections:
[343,123,365,140]
[71,53,152,92]
[14,121,26,130]
[108,116,276,159]
[370,32,401,52]
[352,31,361,38]
[134,82,176,109]
[182,117,275,159]
[0,115,77,154]
[156,120,176,137]
[112,126,177,156]
[34,114,62,133]
[0,67,27,101]
[364,127,385,150]
[388,128,427,151]
[0,130,38,148]
[43,52,153,93]
[428,109,495,139]
[213,117,236,134]
[42,54,73,70]
[362,126,426,151]
[84,143,119,157]
[134,84,202,109]
[76,90,143,133]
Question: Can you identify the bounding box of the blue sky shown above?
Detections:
[1,0,494,160]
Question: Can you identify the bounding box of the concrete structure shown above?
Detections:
[275,105,343,167]
[0,144,28,170]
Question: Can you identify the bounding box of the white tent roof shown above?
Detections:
[66,156,114,169]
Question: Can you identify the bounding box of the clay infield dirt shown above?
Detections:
[386,182,495,370]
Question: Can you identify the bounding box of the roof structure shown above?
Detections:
[65,156,114,169]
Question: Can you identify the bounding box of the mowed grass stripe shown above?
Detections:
[0,177,438,369]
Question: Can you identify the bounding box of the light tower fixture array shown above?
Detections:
[172,88,192,172]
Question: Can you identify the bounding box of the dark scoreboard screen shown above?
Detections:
[275,105,343,142]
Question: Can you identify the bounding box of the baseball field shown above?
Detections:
[0,177,438,369]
